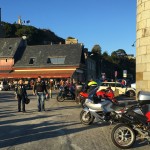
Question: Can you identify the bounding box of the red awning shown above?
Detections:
[0,70,75,79]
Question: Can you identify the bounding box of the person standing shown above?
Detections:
[75,81,83,103]
[33,76,48,112]
[49,79,54,98]
[15,79,27,112]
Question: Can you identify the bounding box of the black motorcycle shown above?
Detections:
[111,91,150,149]
[57,86,75,102]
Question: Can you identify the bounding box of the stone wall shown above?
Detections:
[136,0,150,93]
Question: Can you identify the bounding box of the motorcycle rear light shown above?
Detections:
[145,111,150,122]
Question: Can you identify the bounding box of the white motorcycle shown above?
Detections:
[80,87,123,125]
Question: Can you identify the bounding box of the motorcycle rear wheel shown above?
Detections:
[57,95,65,102]
[80,110,94,125]
[111,124,136,149]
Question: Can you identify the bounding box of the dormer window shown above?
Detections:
[29,58,35,64]
[47,58,51,63]
[47,57,65,64]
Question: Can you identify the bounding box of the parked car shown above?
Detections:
[98,82,136,97]
[131,83,136,89]
[0,81,10,91]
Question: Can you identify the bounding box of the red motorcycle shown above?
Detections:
[79,87,116,108]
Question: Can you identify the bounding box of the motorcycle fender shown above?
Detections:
[83,107,90,113]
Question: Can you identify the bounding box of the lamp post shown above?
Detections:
[131,41,136,47]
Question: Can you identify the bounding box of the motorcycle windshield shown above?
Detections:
[88,87,99,100]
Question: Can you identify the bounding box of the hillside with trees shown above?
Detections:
[90,45,135,81]
[1,21,65,45]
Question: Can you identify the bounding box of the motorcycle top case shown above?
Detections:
[138,91,150,105]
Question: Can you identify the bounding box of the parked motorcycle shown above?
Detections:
[111,91,150,149]
[78,91,88,107]
[57,86,75,102]
[79,87,115,108]
[80,87,122,125]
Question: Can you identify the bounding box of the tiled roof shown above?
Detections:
[15,44,83,67]
[0,38,22,57]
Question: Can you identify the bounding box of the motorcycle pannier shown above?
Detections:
[138,91,150,105]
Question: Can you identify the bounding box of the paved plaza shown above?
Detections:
[0,90,149,150]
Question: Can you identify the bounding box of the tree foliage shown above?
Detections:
[2,21,65,45]
[111,49,127,57]
[91,44,101,55]
[91,46,135,80]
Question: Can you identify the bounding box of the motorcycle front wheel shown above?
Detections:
[111,124,136,149]
[57,93,65,102]
[80,110,94,125]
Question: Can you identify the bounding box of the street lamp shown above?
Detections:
[132,41,136,47]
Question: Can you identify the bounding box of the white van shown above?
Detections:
[0,81,10,91]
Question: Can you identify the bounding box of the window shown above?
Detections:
[101,83,108,86]
[29,58,35,64]
[116,83,122,88]
[111,84,115,87]
[47,58,51,63]
[47,57,65,64]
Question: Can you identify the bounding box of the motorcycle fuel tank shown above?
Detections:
[138,91,150,105]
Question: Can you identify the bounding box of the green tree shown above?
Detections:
[111,49,127,57]
[91,44,101,55]
[102,51,109,58]
[2,21,65,45]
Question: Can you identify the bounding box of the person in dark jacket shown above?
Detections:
[33,76,48,112]
[75,81,83,103]
[15,79,27,112]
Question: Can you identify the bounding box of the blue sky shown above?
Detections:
[0,0,136,55]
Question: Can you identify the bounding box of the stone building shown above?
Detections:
[136,0,150,93]
[0,38,88,83]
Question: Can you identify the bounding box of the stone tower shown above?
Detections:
[136,0,150,93]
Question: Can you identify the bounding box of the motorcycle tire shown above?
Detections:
[111,124,136,149]
[57,94,65,102]
[80,110,94,125]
